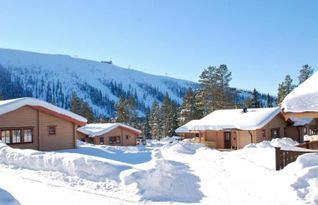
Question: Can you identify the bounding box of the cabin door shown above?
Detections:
[224,132,231,149]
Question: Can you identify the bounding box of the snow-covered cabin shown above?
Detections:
[282,71,318,140]
[182,107,286,149]
[0,97,87,150]
[77,123,141,146]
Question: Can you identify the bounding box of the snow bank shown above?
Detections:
[282,153,318,204]
[304,135,318,142]
[271,137,299,147]
[125,159,203,202]
[244,138,298,149]
[0,188,20,205]
[0,142,130,182]
[162,140,204,154]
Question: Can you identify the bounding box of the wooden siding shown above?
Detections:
[0,106,38,150]
[0,106,76,151]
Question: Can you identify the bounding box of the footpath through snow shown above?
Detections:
[0,138,317,204]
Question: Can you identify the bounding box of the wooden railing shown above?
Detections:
[296,140,318,150]
[275,141,318,170]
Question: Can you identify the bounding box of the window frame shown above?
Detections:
[109,136,121,145]
[261,129,266,138]
[48,125,57,136]
[271,128,280,139]
[99,137,104,145]
[11,129,21,144]
[0,127,34,144]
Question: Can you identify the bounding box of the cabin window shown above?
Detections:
[271,128,280,139]
[126,135,129,140]
[1,130,10,144]
[24,129,33,143]
[12,129,21,143]
[262,130,266,138]
[0,128,33,144]
[109,136,121,145]
[309,126,318,135]
[303,127,307,135]
[48,126,56,135]
[99,137,104,145]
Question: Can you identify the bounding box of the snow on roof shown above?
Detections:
[77,123,142,137]
[282,71,318,113]
[0,97,87,124]
[188,107,281,131]
[175,120,201,133]
[290,117,313,127]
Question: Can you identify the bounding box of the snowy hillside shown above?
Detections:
[0,48,195,117]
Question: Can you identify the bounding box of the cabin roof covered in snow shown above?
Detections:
[290,117,313,127]
[175,120,201,133]
[77,123,142,137]
[188,107,282,131]
[0,97,87,125]
[282,71,318,113]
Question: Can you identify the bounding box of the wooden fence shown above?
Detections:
[275,141,318,170]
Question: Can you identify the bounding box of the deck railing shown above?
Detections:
[275,141,318,170]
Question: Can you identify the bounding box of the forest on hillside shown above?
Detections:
[0,64,314,139]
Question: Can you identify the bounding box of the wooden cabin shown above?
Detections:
[0,97,87,151]
[77,123,141,146]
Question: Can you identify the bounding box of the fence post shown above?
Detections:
[275,147,281,171]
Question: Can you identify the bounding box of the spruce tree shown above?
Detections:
[276,75,296,105]
[114,96,137,126]
[197,64,232,114]
[143,110,152,139]
[266,94,272,108]
[179,88,197,126]
[298,64,314,84]
[251,88,261,108]
[149,101,161,139]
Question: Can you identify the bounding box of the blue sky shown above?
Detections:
[0,0,317,95]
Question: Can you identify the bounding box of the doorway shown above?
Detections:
[224,132,231,149]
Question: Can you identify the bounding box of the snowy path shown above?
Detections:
[161,144,303,205]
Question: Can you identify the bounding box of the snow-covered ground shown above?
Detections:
[0,138,317,205]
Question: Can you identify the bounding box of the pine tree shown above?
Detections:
[266,94,272,108]
[70,92,82,114]
[143,109,152,139]
[149,101,161,139]
[276,75,296,105]
[69,91,94,121]
[179,88,197,126]
[251,88,261,108]
[196,64,232,114]
[298,64,314,84]
[81,101,94,123]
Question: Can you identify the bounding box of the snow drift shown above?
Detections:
[0,187,20,205]
[244,138,298,149]
[282,153,318,204]
[125,159,203,202]
[0,142,130,182]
